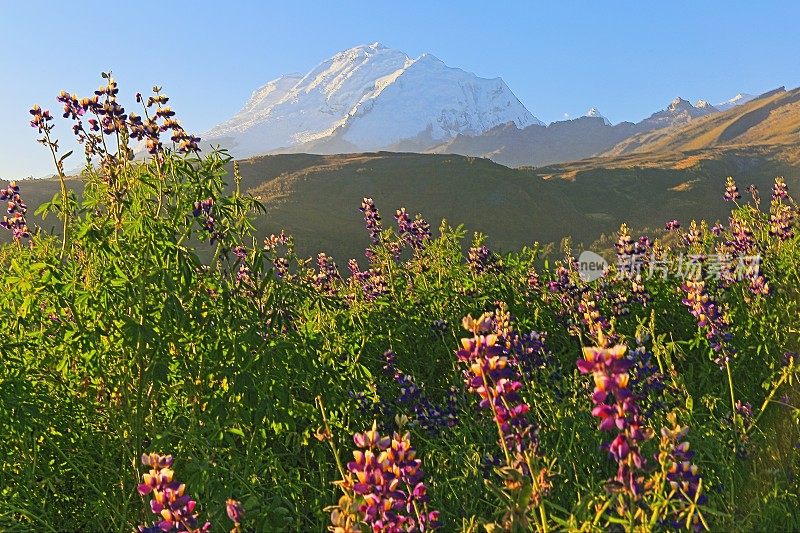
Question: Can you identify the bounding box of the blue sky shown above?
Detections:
[1,0,798,178]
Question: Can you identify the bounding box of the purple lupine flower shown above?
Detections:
[665,219,681,231]
[631,275,650,307]
[711,223,725,236]
[547,264,582,314]
[359,197,383,244]
[729,400,756,459]
[769,202,795,242]
[263,231,290,251]
[381,350,458,433]
[347,259,388,302]
[192,198,220,243]
[681,279,735,368]
[1,181,31,241]
[578,293,617,346]
[395,208,412,235]
[527,268,541,290]
[609,282,632,317]
[29,105,53,133]
[431,319,448,335]
[628,333,665,398]
[467,245,502,274]
[748,274,770,295]
[723,224,770,293]
[636,235,652,255]
[723,176,740,202]
[683,220,703,247]
[577,345,650,498]
[226,499,244,530]
[395,208,431,251]
[503,328,553,374]
[235,264,252,286]
[615,223,635,257]
[772,176,789,200]
[272,257,289,280]
[458,314,539,457]
[313,253,341,295]
[56,90,92,120]
[137,453,211,533]
[657,415,706,531]
[735,400,754,423]
[231,245,247,260]
[489,301,553,375]
[343,424,440,531]
[727,215,755,253]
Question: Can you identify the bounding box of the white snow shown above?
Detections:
[585,107,611,125]
[715,93,756,111]
[203,43,541,156]
[668,97,693,112]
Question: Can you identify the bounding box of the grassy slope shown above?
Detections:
[233,151,800,262]
[603,87,800,158]
[14,149,797,262]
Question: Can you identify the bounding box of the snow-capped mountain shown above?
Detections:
[694,99,718,112]
[204,43,541,157]
[637,97,718,129]
[715,93,756,111]
[585,107,611,125]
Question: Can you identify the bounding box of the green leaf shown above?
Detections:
[227,427,245,437]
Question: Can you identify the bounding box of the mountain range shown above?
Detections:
[203,43,761,166]
[204,42,539,157]
[221,83,800,260]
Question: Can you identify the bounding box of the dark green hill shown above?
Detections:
[11,148,799,263]
[233,150,799,261]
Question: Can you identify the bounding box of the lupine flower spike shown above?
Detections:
[337,422,440,531]
[654,413,707,531]
[226,499,244,533]
[577,345,651,498]
[1,181,31,241]
[681,279,735,368]
[723,176,740,202]
[137,453,211,533]
[395,208,431,252]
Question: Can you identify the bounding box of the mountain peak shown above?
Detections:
[330,42,399,62]
[414,52,443,64]
[351,41,388,51]
[694,99,719,112]
[668,97,693,112]
[716,92,756,111]
[585,107,611,125]
[204,44,542,156]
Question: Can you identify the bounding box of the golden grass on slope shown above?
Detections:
[669,179,700,191]
[604,87,800,156]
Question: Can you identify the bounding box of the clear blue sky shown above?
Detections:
[1,0,798,178]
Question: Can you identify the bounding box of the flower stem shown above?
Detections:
[44,130,69,259]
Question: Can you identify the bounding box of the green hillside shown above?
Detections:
[15,149,799,264]
[234,150,799,261]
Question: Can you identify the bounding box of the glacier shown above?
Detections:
[203,43,541,157]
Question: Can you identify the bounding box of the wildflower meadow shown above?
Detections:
[1,76,799,532]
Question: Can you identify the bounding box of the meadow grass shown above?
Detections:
[0,77,798,532]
